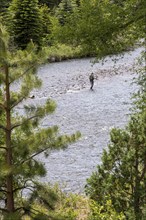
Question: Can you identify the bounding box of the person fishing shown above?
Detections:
[89,72,94,90]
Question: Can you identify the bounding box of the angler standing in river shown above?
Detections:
[89,72,94,90]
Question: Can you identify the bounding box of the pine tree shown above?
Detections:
[0,0,10,13]
[55,0,78,25]
[8,0,43,49]
[0,25,80,218]
[39,0,61,9]
[85,53,146,219]
[86,113,146,219]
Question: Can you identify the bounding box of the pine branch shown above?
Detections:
[20,148,48,165]
[19,132,77,164]
[13,179,34,193]
[10,96,26,109]
[0,103,5,110]
[27,206,55,218]
[14,207,23,212]
[10,64,36,84]
[0,189,7,193]
[0,124,6,131]
[11,115,39,130]
[0,146,6,150]
[13,186,25,193]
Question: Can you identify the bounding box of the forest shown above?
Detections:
[0,0,145,219]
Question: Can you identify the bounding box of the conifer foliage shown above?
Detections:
[85,58,146,219]
[0,25,80,218]
[0,0,10,13]
[9,0,43,49]
[39,0,61,9]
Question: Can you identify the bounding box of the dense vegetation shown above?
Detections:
[0,0,145,219]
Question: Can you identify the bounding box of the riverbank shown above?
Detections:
[44,43,142,63]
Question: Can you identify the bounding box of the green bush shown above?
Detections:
[89,199,125,220]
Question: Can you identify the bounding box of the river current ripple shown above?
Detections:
[17,47,143,193]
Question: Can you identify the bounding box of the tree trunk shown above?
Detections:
[5,65,15,212]
[134,149,141,220]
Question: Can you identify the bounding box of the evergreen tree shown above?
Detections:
[8,0,43,49]
[55,0,78,25]
[39,0,61,9]
[0,25,80,218]
[133,53,146,113]
[85,53,146,219]
[86,114,146,219]
[0,0,11,13]
[39,4,52,46]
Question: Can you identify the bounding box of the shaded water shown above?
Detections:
[17,48,142,193]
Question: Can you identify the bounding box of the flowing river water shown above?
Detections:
[16,47,142,193]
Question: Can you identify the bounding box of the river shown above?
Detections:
[17,47,143,193]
